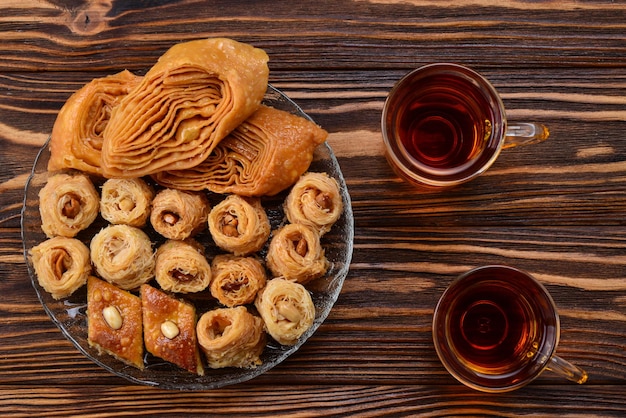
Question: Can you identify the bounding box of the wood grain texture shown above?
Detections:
[1,0,625,416]
[2,385,626,417]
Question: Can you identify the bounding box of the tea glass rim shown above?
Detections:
[381,63,508,188]
[432,264,561,393]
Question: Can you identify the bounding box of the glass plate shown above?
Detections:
[21,85,354,390]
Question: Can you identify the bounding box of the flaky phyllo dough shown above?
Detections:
[39,173,99,238]
[208,195,270,256]
[153,105,328,196]
[210,254,267,308]
[100,178,154,228]
[88,276,144,369]
[141,284,205,375]
[255,278,315,346]
[150,188,210,240]
[90,224,155,290]
[266,223,329,285]
[196,306,265,369]
[29,236,91,300]
[100,38,269,178]
[155,239,212,294]
[48,70,142,176]
[284,172,343,235]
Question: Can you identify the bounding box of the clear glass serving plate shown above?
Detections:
[21,85,354,390]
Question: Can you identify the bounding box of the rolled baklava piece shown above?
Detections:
[29,236,91,300]
[210,254,267,307]
[100,178,154,228]
[39,173,99,238]
[255,278,315,346]
[141,284,204,375]
[153,105,328,196]
[88,276,144,369]
[155,239,211,293]
[150,188,210,240]
[266,223,329,285]
[101,38,269,178]
[48,70,142,176]
[196,306,265,369]
[207,195,270,256]
[284,172,343,235]
[90,224,154,290]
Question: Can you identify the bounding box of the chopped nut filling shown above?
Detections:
[61,193,81,218]
[293,235,308,257]
[315,191,333,211]
[170,268,196,283]
[163,211,180,225]
[51,248,71,280]
[221,213,239,237]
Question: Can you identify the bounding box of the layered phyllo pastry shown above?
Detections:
[266,223,329,284]
[87,276,144,369]
[39,173,99,238]
[101,38,269,178]
[207,195,270,256]
[29,236,91,300]
[150,188,209,240]
[141,284,204,375]
[196,306,265,369]
[155,239,212,294]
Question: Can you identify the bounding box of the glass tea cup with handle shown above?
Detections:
[432,265,588,393]
[381,63,549,189]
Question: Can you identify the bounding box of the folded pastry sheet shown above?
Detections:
[101,38,269,178]
[48,70,142,176]
[153,105,328,196]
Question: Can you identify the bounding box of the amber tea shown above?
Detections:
[382,63,549,189]
[396,73,497,171]
[439,268,556,385]
[433,265,588,392]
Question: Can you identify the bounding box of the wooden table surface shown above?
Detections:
[1,1,625,416]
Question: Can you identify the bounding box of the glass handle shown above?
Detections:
[545,355,588,384]
[503,122,550,149]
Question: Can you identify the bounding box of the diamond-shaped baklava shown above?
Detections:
[87,276,144,369]
[140,284,204,375]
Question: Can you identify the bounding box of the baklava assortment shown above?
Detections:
[28,38,344,375]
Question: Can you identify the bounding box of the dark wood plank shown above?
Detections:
[1,385,625,417]
[0,1,625,73]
